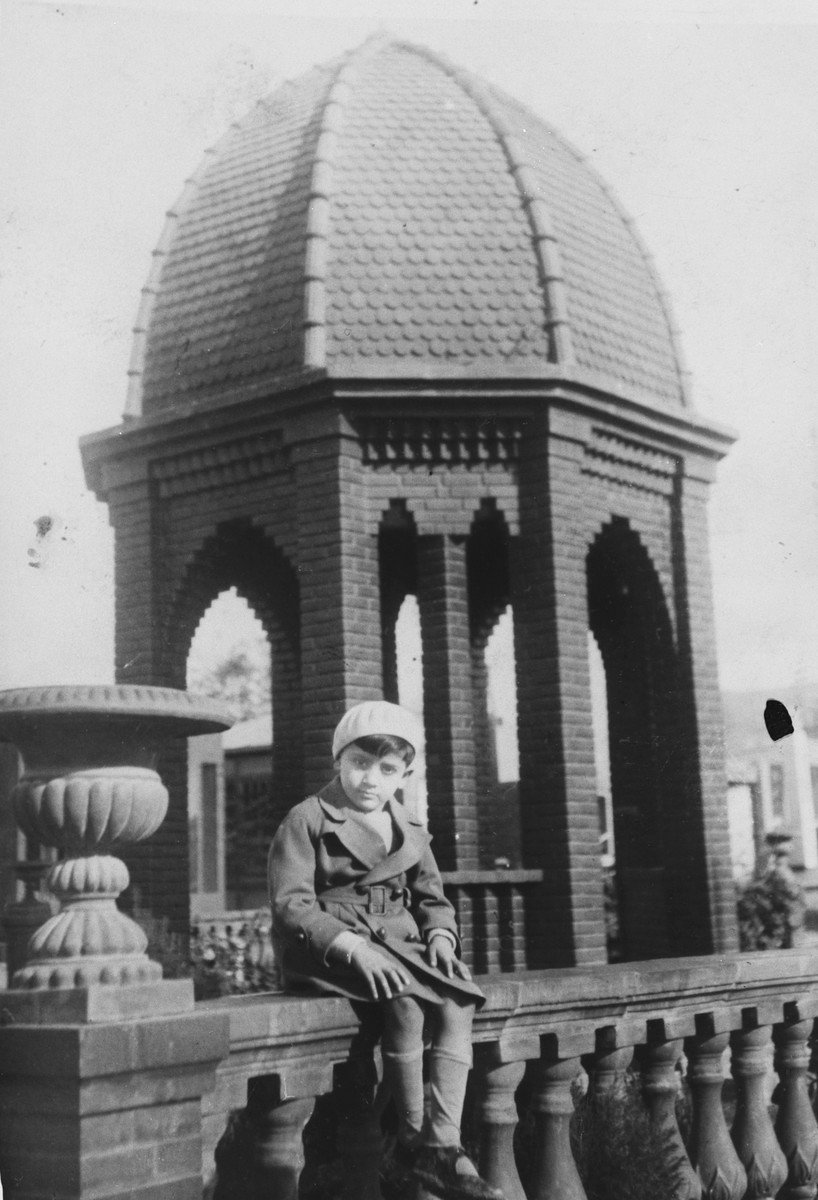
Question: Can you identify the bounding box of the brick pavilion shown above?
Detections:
[80,35,737,969]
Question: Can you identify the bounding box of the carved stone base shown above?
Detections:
[13,950,161,990]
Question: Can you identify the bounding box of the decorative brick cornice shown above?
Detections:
[582,427,679,496]
[150,430,288,499]
[357,416,524,467]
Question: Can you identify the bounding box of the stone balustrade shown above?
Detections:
[3,948,818,1198]
[199,949,818,1200]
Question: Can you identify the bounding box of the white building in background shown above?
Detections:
[755,722,818,871]
[187,732,227,917]
[725,710,818,892]
[726,761,760,882]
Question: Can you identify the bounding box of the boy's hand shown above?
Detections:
[350,941,412,1000]
[426,933,472,980]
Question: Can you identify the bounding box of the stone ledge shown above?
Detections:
[0,979,194,1026]
[0,1010,229,1081]
[201,949,818,1061]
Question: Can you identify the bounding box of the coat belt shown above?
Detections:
[319,884,410,915]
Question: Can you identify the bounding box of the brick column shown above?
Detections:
[291,416,383,798]
[472,635,496,867]
[108,470,191,933]
[671,468,738,953]
[416,535,478,872]
[268,620,304,829]
[511,412,607,968]
[109,469,163,686]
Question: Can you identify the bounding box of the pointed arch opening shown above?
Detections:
[468,500,520,866]
[187,589,272,913]
[587,516,686,961]
[379,502,426,820]
[164,519,301,912]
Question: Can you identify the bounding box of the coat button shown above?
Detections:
[375,927,387,940]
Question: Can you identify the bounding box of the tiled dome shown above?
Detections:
[130,37,688,416]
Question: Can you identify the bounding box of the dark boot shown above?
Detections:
[410,1145,505,1200]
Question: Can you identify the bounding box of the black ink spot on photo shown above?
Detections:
[764,699,794,742]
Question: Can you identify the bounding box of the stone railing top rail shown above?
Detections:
[206,949,818,1064]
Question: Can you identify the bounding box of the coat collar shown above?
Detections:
[316,778,429,879]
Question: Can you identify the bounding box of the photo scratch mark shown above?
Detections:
[27,513,65,569]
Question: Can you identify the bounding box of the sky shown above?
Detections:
[1,0,817,696]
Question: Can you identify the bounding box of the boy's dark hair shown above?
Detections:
[351,733,415,766]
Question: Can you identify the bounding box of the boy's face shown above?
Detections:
[336,745,410,812]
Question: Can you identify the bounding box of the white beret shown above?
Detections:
[332,701,423,759]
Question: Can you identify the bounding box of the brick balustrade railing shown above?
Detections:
[197,949,818,1200]
[441,869,544,973]
[190,870,546,979]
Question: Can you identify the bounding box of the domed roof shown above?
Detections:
[130,37,688,417]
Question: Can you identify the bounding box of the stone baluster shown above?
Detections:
[252,1097,317,1200]
[473,1049,527,1200]
[526,1052,588,1200]
[1,844,52,981]
[586,1042,633,1098]
[639,1036,701,1200]
[215,1067,329,1200]
[774,1013,818,1200]
[730,1020,787,1200]
[685,1022,747,1200]
[335,1041,385,1200]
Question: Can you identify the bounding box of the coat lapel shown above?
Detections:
[316,779,382,870]
[360,798,429,884]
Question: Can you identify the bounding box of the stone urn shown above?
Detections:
[0,685,232,989]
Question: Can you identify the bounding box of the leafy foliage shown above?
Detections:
[571,1073,690,1200]
[188,632,271,720]
[190,912,280,998]
[131,905,191,980]
[737,866,806,950]
[512,1070,690,1200]
[131,906,280,999]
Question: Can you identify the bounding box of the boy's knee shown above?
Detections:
[383,993,425,1039]
[438,996,475,1031]
[433,997,475,1063]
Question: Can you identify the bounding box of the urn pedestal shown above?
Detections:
[0,685,232,995]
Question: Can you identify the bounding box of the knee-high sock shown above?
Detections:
[426,1051,471,1148]
[381,1047,425,1144]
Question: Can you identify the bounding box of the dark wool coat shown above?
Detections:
[268,778,484,1006]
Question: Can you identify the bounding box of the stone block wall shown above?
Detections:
[0,999,228,1200]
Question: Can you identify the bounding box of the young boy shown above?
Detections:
[268,700,503,1200]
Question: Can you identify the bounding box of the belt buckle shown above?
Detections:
[369,885,387,915]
